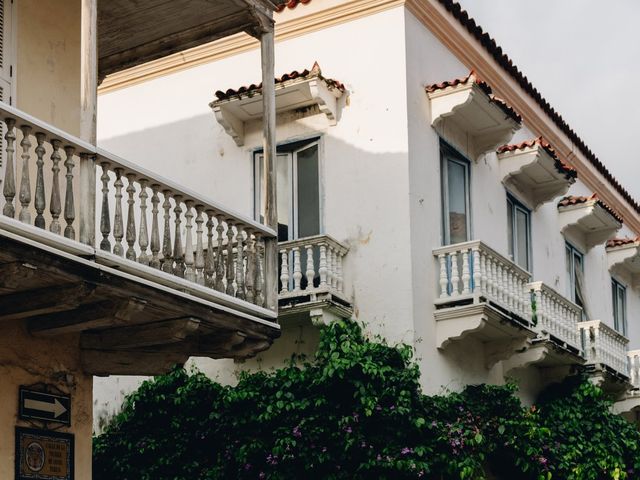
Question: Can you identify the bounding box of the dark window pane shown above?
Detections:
[447,160,468,244]
[515,208,529,269]
[296,144,320,238]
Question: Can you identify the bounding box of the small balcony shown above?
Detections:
[578,320,629,391]
[0,102,280,375]
[278,234,352,324]
[433,240,536,366]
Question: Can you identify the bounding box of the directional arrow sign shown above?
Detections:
[19,387,71,425]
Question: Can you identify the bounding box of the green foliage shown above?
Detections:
[93,320,640,479]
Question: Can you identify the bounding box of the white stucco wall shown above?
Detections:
[94,3,640,418]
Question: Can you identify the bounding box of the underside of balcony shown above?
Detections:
[0,226,280,376]
[98,0,283,78]
[502,336,584,375]
[558,195,622,250]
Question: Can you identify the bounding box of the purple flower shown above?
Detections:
[244,463,251,471]
[401,447,413,455]
[344,426,352,434]
[292,426,302,438]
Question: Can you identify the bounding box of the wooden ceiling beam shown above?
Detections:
[80,317,201,350]
[0,282,97,321]
[28,298,147,337]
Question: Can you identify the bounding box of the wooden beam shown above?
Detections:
[260,29,279,312]
[29,298,147,336]
[82,349,188,376]
[0,282,97,321]
[80,317,201,350]
[99,11,255,78]
[0,262,38,291]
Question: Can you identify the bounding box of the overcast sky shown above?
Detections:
[457,0,640,200]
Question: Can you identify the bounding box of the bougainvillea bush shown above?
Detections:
[93,320,640,479]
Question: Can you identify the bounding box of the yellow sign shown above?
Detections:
[16,428,73,480]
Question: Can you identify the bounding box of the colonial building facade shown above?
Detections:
[95,0,640,426]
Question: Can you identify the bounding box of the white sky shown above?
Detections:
[457,0,640,200]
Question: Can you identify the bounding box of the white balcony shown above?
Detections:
[558,195,622,250]
[578,320,629,390]
[433,240,536,365]
[503,282,584,373]
[0,102,280,375]
[278,234,352,324]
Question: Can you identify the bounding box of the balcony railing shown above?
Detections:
[0,101,277,318]
[578,320,629,377]
[628,350,640,388]
[433,240,531,322]
[278,234,349,303]
[528,281,582,353]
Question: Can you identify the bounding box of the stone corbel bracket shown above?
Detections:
[607,239,640,289]
[210,64,347,147]
[426,73,521,160]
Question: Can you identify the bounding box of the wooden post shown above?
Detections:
[79,0,97,246]
[261,29,278,312]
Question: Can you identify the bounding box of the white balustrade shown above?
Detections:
[628,350,640,388]
[528,281,582,352]
[278,235,348,300]
[0,101,277,312]
[578,320,629,377]
[433,240,531,321]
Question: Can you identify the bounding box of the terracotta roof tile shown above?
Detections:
[606,237,640,248]
[438,0,640,218]
[213,62,344,102]
[558,194,623,223]
[276,0,312,12]
[497,137,577,180]
[425,72,522,124]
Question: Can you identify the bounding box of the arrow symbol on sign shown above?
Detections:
[24,398,68,418]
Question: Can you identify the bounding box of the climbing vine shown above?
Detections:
[94,320,640,479]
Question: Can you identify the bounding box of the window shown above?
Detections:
[254,139,321,242]
[441,143,470,245]
[612,279,627,336]
[507,195,531,271]
[566,242,588,319]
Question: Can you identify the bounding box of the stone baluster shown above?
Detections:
[184,200,195,282]
[438,254,448,298]
[305,244,315,292]
[280,247,290,294]
[330,247,338,290]
[245,233,256,304]
[124,174,137,260]
[149,185,161,269]
[34,133,46,229]
[112,168,125,256]
[235,227,246,300]
[63,146,76,239]
[461,248,470,295]
[2,118,16,218]
[225,221,235,296]
[99,163,111,252]
[449,251,460,297]
[137,179,150,265]
[172,195,185,278]
[18,125,32,223]
[204,212,215,288]
[255,236,265,307]
[161,191,173,273]
[336,249,344,294]
[49,140,62,234]
[214,218,225,292]
[194,206,205,286]
[292,247,302,292]
[319,243,328,288]
[472,245,482,295]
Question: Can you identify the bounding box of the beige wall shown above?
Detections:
[0,322,92,479]
[16,0,82,136]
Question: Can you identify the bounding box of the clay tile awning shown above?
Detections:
[426,72,521,159]
[98,0,284,79]
[497,137,577,209]
[210,62,347,146]
[607,237,640,288]
[558,194,623,250]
